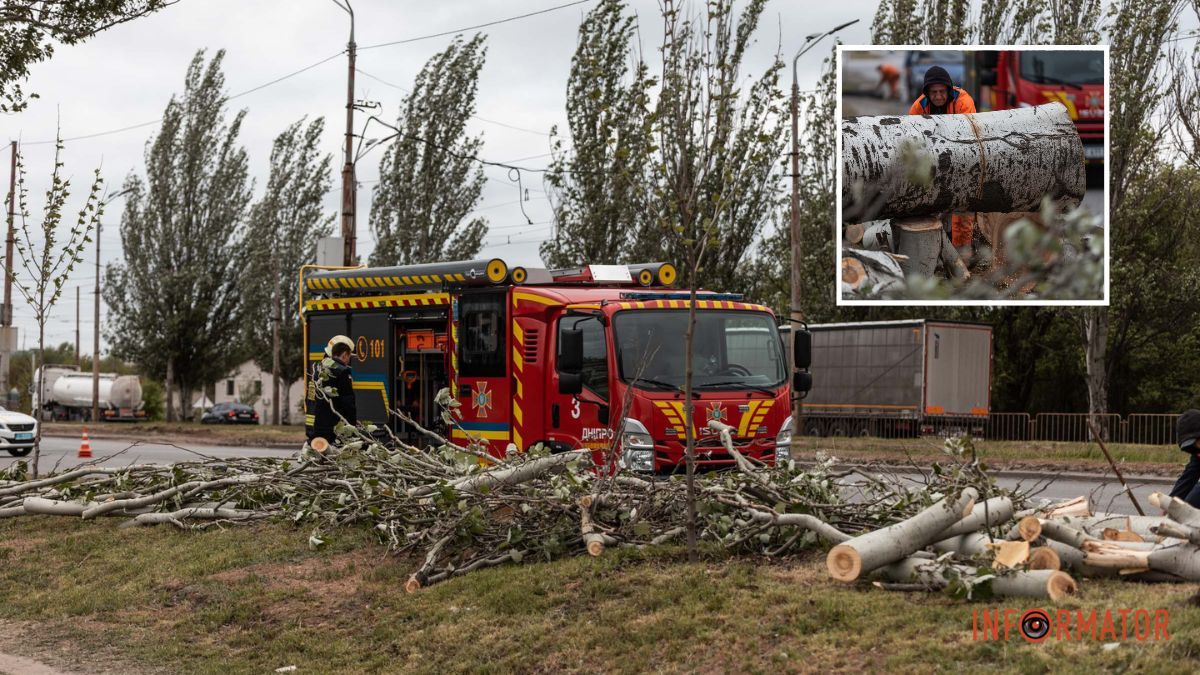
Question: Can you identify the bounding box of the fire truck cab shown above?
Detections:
[979,50,1105,164]
[301,258,812,473]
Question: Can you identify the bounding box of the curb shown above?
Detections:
[794,460,1178,485]
[40,432,299,451]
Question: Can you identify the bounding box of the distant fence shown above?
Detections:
[797,411,1182,446]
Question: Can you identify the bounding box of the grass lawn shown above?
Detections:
[43,421,301,447]
[791,436,1184,475]
[0,517,1197,673]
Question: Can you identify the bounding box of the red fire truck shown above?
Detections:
[979,50,1105,164]
[301,259,811,473]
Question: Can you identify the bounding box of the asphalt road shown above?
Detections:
[848,469,1176,517]
[0,436,299,473]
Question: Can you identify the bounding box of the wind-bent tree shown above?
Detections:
[0,0,176,112]
[7,137,103,476]
[106,49,252,421]
[239,117,334,424]
[370,34,488,266]
[540,0,654,268]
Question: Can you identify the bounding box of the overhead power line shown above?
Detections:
[20,50,346,146]
[358,0,596,51]
[355,67,554,137]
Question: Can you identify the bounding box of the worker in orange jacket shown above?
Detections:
[876,63,901,100]
[908,66,977,250]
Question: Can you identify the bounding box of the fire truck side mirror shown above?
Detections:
[792,370,812,396]
[558,328,584,395]
[793,329,812,370]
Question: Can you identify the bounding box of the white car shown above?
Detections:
[0,407,37,457]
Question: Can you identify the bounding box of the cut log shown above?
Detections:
[939,230,970,280]
[932,531,990,557]
[579,495,608,557]
[826,487,977,582]
[878,556,1077,601]
[841,102,1085,223]
[990,540,1030,569]
[1152,521,1200,546]
[844,222,865,245]
[407,450,590,497]
[1028,546,1061,571]
[1038,519,1098,549]
[937,496,1014,539]
[994,569,1078,601]
[890,216,943,277]
[1053,514,1167,540]
[1149,492,1200,528]
[1042,496,1091,518]
[841,257,867,290]
[860,221,892,251]
[1016,516,1042,542]
[842,248,907,297]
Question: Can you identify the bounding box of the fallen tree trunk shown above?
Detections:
[407,450,590,497]
[842,102,1085,223]
[1149,492,1200,528]
[878,556,1077,601]
[827,487,977,582]
[938,496,1014,539]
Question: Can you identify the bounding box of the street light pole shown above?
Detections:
[332,0,357,266]
[790,19,858,441]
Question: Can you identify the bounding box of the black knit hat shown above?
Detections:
[1177,409,1200,449]
[922,65,954,95]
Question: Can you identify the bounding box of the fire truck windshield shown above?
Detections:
[613,310,786,391]
[1019,52,1103,86]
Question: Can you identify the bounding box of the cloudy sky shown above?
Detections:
[5,0,873,354]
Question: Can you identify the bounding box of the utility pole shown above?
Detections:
[790,19,857,442]
[1,142,16,398]
[334,0,357,266]
[271,256,281,426]
[93,218,101,423]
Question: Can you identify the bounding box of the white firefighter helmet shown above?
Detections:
[325,334,355,357]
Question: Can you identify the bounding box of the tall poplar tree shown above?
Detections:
[106,49,252,420]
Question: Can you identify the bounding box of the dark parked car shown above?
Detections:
[201,402,260,425]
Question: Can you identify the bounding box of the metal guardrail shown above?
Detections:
[796,411,1182,446]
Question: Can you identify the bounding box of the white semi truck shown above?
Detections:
[33,365,146,422]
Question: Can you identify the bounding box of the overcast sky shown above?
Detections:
[4,0,873,354]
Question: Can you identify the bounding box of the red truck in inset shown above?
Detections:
[979,50,1104,164]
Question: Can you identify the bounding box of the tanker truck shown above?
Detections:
[33,365,146,422]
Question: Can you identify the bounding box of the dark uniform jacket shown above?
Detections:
[305,357,357,442]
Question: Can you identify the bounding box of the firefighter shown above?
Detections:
[907,65,978,254]
[306,335,358,446]
[1169,409,1200,508]
[876,63,901,100]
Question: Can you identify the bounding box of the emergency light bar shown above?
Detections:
[618,292,745,301]
[549,262,677,287]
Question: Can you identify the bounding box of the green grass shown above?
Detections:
[792,436,1182,472]
[43,421,301,446]
[0,517,1198,673]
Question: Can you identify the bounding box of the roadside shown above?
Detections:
[0,518,1195,673]
[41,422,300,450]
[791,437,1185,477]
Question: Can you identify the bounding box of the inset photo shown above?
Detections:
[837,47,1107,304]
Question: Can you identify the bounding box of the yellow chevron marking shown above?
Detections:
[738,401,763,437]
[513,403,523,426]
[512,347,524,371]
[513,291,559,306]
[513,322,524,343]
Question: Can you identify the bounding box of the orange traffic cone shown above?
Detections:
[78,427,93,458]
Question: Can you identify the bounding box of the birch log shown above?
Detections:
[878,556,1077,601]
[827,487,977,582]
[937,496,1014,539]
[842,102,1085,223]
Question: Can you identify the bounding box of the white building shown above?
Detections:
[211,360,305,425]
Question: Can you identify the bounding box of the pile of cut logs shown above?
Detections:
[827,490,1200,601]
